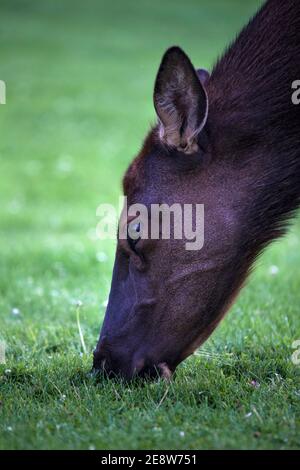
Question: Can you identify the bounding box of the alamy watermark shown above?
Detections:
[291,339,300,365]
[0,340,6,364]
[291,80,300,105]
[0,80,6,105]
[96,196,205,251]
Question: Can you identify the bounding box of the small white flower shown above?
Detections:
[60,394,66,401]
[269,265,279,276]
[76,300,83,308]
[51,290,60,298]
[56,155,73,174]
[250,380,260,389]
[5,369,11,374]
[179,431,185,437]
[35,287,44,296]
[245,412,252,418]
[6,426,13,432]
[96,252,108,263]
[11,308,20,316]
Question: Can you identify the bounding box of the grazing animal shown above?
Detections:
[93,0,300,380]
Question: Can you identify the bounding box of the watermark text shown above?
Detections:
[96,197,205,251]
[291,80,300,105]
[0,341,6,364]
[0,80,6,104]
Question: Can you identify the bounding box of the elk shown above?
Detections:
[93,0,300,380]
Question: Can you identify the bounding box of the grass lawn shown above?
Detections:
[0,0,300,450]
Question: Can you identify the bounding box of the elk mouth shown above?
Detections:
[157,362,173,380]
[135,361,173,380]
[93,356,174,381]
[92,335,175,381]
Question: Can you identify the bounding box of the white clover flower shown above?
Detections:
[269,265,279,276]
[96,252,108,263]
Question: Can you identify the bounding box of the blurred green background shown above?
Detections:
[1,0,299,450]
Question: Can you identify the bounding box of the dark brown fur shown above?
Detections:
[93,0,300,380]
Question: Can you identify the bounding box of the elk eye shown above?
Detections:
[127,222,141,250]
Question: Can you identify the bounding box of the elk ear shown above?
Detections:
[197,68,210,86]
[154,47,208,155]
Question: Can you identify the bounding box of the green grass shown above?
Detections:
[0,0,299,450]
